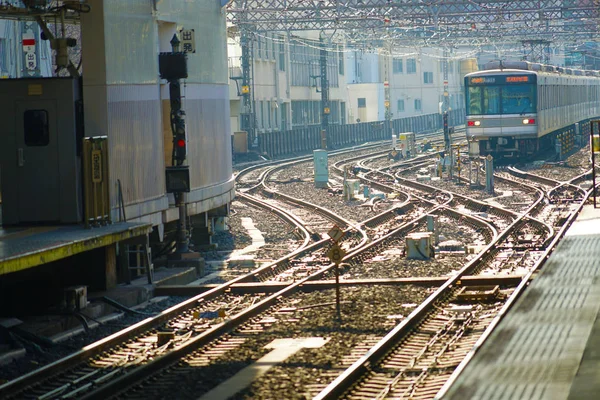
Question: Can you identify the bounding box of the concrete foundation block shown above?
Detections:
[406,232,434,260]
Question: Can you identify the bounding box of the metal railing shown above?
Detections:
[257,109,465,157]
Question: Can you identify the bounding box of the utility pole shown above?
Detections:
[442,48,449,115]
[240,30,255,149]
[442,48,452,156]
[320,34,330,149]
[384,42,392,122]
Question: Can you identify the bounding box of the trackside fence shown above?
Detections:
[258,109,464,158]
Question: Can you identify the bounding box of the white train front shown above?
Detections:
[464,61,600,158]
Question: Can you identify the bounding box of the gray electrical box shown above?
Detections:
[0,78,83,225]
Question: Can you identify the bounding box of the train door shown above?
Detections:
[15,101,60,223]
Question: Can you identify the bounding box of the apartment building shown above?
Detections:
[227,32,348,134]
[344,47,466,123]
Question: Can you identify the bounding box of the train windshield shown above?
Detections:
[501,85,536,114]
[466,75,536,115]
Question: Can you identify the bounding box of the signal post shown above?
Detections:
[327,225,346,321]
[160,34,202,268]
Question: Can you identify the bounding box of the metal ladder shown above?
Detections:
[120,237,154,285]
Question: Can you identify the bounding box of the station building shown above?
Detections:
[0,1,234,300]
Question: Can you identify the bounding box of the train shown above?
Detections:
[464,60,600,158]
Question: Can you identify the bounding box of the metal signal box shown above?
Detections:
[0,78,83,224]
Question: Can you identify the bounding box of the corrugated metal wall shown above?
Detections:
[107,85,165,208]
[183,84,232,189]
[157,0,233,191]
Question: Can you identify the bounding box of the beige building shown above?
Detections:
[228,34,477,134]
[344,47,466,123]
[228,32,349,135]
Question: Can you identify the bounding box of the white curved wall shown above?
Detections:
[82,0,233,225]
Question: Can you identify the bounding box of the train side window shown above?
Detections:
[24,109,49,146]
[542,85,546,110]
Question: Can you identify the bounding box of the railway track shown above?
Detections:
[0,143,416,400]
[312,164,593,399]
[4,133,590,400]
[11,145,498,399]
[80,150,519,399]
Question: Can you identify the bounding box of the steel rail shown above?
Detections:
[314,160,587,399]
[237,191,311,250]
[77,180,481,400]
[0,144,391,398]
[434,183,598,399]
[314,180,549,400]
[155,275,524,297]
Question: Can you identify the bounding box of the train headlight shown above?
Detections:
[523,118,536,125]
[474,120,481,126]
[468,120,481,127]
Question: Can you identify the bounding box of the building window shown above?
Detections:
[338,46,345,75]
[407,58,417,74]
[397,99,404,112]
[24,110,49,146]
[341,102,346,124]
[279,42,285,71]
[393,58,403,73]
[266,35,273,60]
[281,103,288,129]
[414,99,422,111]
[0,39,7,73]
[256,36,262,59]
[264,36,269,59]
[267,101,273,128]
[423,71,433,84]
[358,98,366,108]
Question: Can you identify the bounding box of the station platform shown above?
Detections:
[0,222,152,276]
[442,204,600,400]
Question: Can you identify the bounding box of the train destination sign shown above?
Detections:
[469,75,534,85]
[506,76,529,82]
[469,77,496,84]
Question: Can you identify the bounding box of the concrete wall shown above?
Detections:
[386,49,463,118]
[345,52,380,84]
[347,83,384,123]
